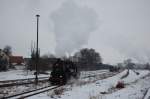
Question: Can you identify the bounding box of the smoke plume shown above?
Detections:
[51,0,98,57]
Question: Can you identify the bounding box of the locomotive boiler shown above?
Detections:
[49,59,78,85]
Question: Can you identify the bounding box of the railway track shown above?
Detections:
[74,71,121,87]
[82,71,119,79]
[3,73,117,99]
[92,72,119,82]
[142,88,150,99]
[0,77,49,83]
[2,85,61,99]
[0,77,49,87]
[0,71,122,99]
[81,71,108,79]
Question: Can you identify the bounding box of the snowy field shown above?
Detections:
[0,65,51,81]
[28,70,150,99]
[0,67,109,81]
[80,70,109,78]
[0,68,112,98]
[0,68,150,99]
[0,69,50,81]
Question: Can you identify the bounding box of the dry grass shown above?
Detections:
[89,93,106,99]
[48,86,73,98]
[48,87,65,98]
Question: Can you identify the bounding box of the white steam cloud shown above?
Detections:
[51,0,98,57]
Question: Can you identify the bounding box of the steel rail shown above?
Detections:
[0,77,49,83]
[0,78,49,87]
[2,85,55,99]
[17,86,61,99]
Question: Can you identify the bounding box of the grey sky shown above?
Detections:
[0,0,150,64]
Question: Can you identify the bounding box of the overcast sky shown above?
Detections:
[0,0,150,64]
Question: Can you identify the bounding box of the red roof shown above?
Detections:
[9,56,24,64]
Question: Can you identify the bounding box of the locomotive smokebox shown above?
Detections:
[49,59,78,85]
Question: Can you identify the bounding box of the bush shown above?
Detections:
[116,81,125,89]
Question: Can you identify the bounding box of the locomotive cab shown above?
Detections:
[50,59,67,85]
[49,59,78,85]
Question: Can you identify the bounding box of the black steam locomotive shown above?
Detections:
[49,59,78,85]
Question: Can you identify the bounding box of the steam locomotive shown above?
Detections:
[49,59,78,85]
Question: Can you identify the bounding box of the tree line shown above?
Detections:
[0,45,12,71]
[27,47,103,71]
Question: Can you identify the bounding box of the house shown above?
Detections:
[9,56,24,65]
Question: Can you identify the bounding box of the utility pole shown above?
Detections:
[35,14,40,84]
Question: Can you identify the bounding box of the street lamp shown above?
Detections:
[35,14,40,83]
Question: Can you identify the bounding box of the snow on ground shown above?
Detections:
[0,68,110,98]
[28,70,150,99]
[28,70,127,99]
[144,88,150,99]
[0,68,108,81]
[80,70,109,78]
[106,71,150,99]
[122,70,149,84]
[0,67,50,81]
[1,69,149,99]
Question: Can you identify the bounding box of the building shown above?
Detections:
[9,56,24,65]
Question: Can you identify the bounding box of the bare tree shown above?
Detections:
[73,48,102,70]
[27,43,53,72]
[3,45,12,56]
[74,48,102,64]
[123,59,135,69]
[0,49,9,71]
